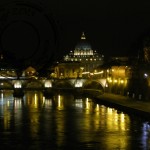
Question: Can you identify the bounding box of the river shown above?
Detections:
[0,90,150,150]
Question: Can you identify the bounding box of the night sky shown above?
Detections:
[48,0,150,58]
[1,0,150,63]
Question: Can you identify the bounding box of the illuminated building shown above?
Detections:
[0,51,17,78]
[96,56,130,94]
[23,66,37,77]
[63,32,104,72]
[52,32,104,78]
[53,61,83,78]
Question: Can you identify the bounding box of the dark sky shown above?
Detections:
[47,0,150,58]
[1,0,150,63]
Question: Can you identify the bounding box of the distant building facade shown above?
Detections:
[53,62,83,79]
[63,32,104,73]
[52,32,104,78]
[94,56,130,94]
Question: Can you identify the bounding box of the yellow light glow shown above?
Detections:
[94,71,103,74]
[75,81,83,87]
[34,93,37,108]
[57,95,64,110]
[14,81,22,88]
[75,99,83,108]
[86,98,89,109]
[120,80,124,83]
[82,72,90,74]
[120,113,125,123]
[114,79,117,83]
[45,80,52,88]
[107,107,113,114]
[14,99,22,109]
[95,104,99,111]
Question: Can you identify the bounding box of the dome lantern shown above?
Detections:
[75,32,92,50]
[81,32,86,40]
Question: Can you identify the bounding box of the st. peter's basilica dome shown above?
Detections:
[75,32,92,50]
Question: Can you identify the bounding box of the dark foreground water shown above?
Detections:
[0,90,150,150]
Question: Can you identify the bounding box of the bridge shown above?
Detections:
[0,77,107,91]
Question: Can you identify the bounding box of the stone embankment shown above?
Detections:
[85,91,150,119]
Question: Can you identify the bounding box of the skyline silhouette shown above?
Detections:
[0,0,150,61]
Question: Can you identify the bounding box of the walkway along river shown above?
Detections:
[91,92,150,119]
[0,90,150,149]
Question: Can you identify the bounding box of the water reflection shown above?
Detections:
[0,90,149,149]
[42,97,53,108]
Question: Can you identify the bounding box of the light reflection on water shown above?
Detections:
[0,90,149,149]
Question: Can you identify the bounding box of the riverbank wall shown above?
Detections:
[85,91,150,120]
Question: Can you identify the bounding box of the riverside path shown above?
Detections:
[93,93,150,119]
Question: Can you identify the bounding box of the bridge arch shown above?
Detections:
[23,79,44,89]
[83,79,105,91]
[0,80,13,89]
[52,79,74,89]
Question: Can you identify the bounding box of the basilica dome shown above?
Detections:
[75,32,92,50]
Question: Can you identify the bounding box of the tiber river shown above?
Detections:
[0,90,150,150]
